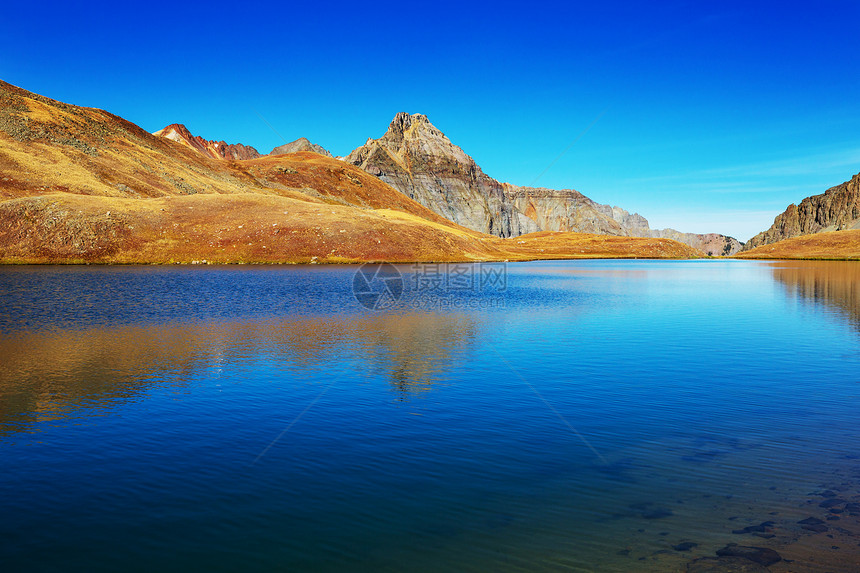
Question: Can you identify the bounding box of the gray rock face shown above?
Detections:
[345,113,537,237]
[504,185,634,235]
[269,137,332,158]
[504,187,742,253]
[650,229,744,256]
[744,171,860,251]
[346,112,740,250]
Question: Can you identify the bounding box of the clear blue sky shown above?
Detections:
[2,0,859,241]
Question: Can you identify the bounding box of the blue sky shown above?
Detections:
[2,0,859,241]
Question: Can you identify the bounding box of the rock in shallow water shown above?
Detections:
[715,544,782,566]
[686,556,771,572]
[819,498,846,508]
[732,521,774,534]
[642,508,674,519]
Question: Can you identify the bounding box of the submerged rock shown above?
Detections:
[802,523,829,533]
[732,521,774,535]
[715,544,782,566]
[629,501,674,520]
[686,556,771,572]
[819,498,846,508]
[798,517,829,533]
[642,508,674,519]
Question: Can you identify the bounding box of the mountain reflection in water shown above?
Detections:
[0,312,481,436]
[770,261,860,330]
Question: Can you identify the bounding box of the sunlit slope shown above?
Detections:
[0,80,703,263]
[736,229,860,260]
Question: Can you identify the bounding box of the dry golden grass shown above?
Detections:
[0,80,704,264]
[504,231,703,259]
[0,191,703,264]
[737,230,860,260]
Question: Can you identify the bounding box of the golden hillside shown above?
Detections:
[736,230,860,260]
[0,80,703,263]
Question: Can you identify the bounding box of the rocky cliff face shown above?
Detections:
[503,185,648,236]
[346,112,741,253]
[153,124,262,161]
[269,137,332,157]
[345,113,538,237]
[744,172,860,251]
[650,229,743,256]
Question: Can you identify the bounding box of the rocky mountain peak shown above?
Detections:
[344,112,742,251]
[743,171,860,250]
[154,123,195,143]
[269,137,332,158]
[152,124,261,161]
[387,112,430,136]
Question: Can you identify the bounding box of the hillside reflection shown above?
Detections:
[0,312,480,436]
[771,261,860,330]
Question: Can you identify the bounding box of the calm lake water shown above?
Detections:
[1,260,859,572]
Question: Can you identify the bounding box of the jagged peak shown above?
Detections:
[153,123,193,140]
[152,123,261,160]
[387,112,430,135]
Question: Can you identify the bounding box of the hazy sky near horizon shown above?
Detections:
[2,0,859,241]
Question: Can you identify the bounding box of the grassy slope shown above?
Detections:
[736,230,860,260]
[0,80,703,263]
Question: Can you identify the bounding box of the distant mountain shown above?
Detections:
[153,123,262,160]
[743,172,860,251]
[270,137,332,157]
[649,229,743,257]
[346,112,742,254]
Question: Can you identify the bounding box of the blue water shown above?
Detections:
[1,260,859,572]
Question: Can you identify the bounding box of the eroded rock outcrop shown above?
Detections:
[503,185,643,236]
[744,172,860,251]
[153,124,262,161]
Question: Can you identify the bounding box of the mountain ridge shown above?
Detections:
[346,112,742,255]
[743,172,860,251]
[0,80,703,263]
[153,123,262,161]
[153,124,333,160]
